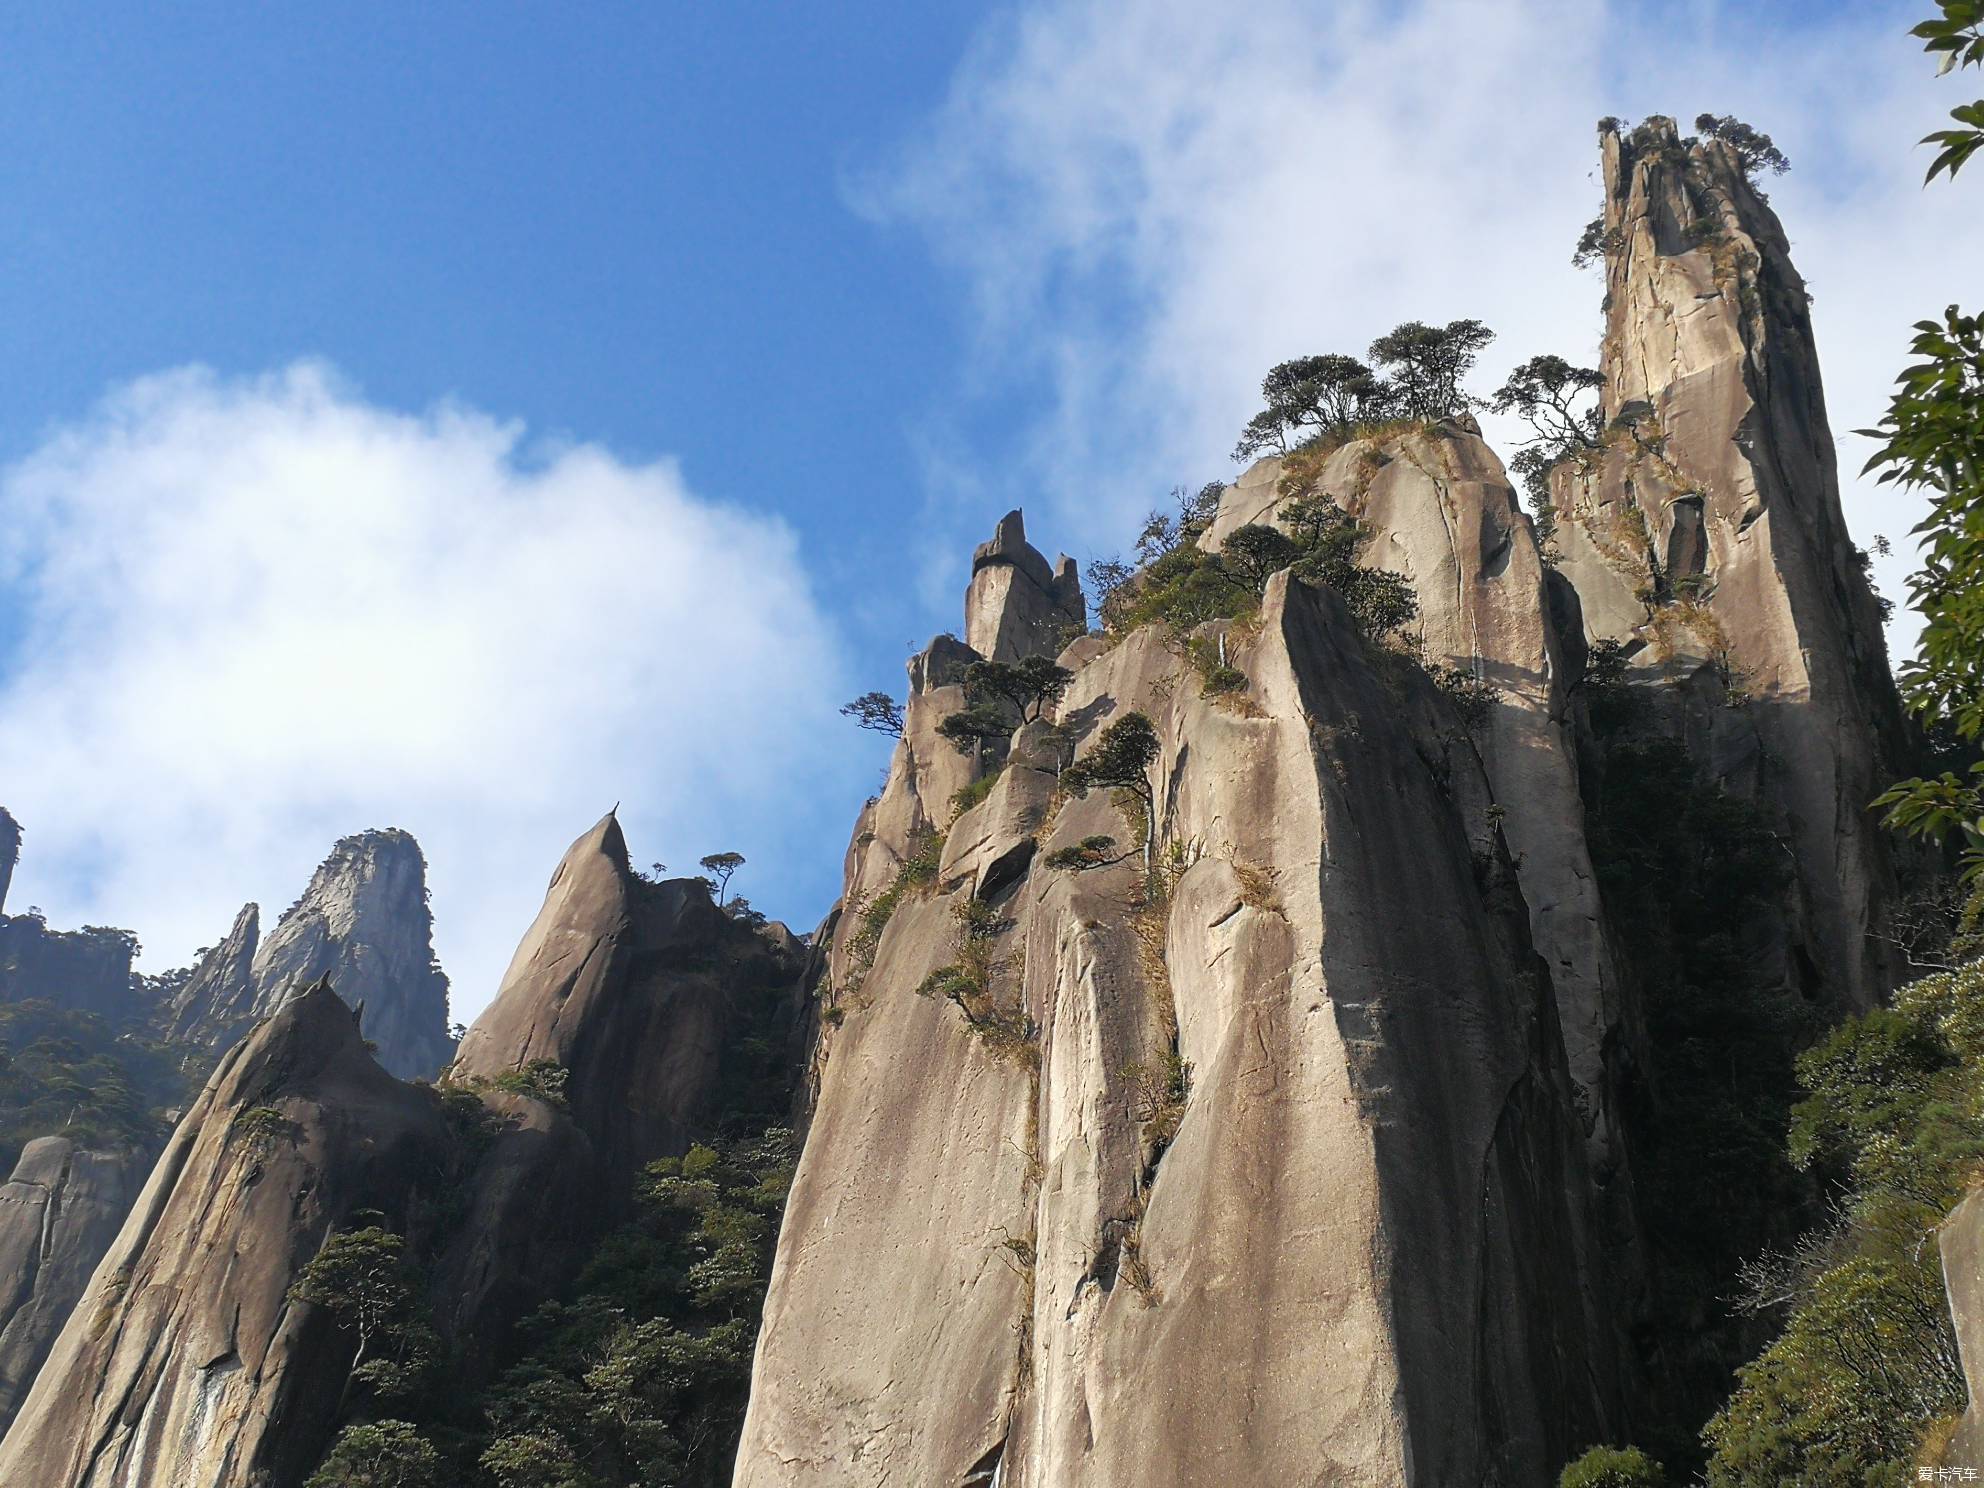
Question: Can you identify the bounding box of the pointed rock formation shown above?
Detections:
[0,809,18,917]
[965,509,1086,662]
[737,546,1623,1484]
[161,901,260,1045]
[1548,116,1910,1009]
[0,983,454,1488]
[0,1138,154,1435]
[453,812,804,1184]
[436,812,808,1362]
[168,830,454,1079]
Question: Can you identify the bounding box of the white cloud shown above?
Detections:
[0,363,858,1022]
[867,0,1983,652]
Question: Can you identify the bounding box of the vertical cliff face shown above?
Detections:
[167,831,455,1079]
[0,809,19,917]
[736,512,1622,1486]
[0,1138,154,1435]
[1549,117,1908,1010]
[1211,430,1632,1173]
[0,985,455,1488]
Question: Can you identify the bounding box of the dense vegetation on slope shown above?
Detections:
[0,998,208,1168]
[305,894,801,1488]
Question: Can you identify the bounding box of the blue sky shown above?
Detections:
[0,0,1975,1020]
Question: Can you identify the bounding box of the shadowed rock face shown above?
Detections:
[0,917,138,1024]
[0,984,454,1488]
[736,507,1623,1484]
[1209,430,1632,1177]
[168,830,455,1079]
[0,809,18,916]
[436,813,808,1364]
[1548,116,1909,1010]
[0,1138,155,1435]
[454,812,805,1187]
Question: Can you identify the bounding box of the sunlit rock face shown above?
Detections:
[167,829,457,1079]
[0,985,455,1488]
[1547,116,1910,1013]
[735,503,1625,1487]
[0,1137,155,1436]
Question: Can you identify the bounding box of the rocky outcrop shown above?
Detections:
[1941,1190,1984,1466]
[0,809,18,916]
[1547,116,1909,1010]
[1209,430,1632,1170]
[0,1138,155,1435]
[736,520,1623,1483]
[161,902,259,1045]
[438,812,808,1361]
[167,830,455,1079]
[0,984,455,1488]
[965,509,1086,662]
[0,915,139,1024]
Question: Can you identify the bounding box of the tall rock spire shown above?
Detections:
[1549,116,1911,1009]
[0,808,19,917]
[166,831,455,1079]
[964,509,1086,662]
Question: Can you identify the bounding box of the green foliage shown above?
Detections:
[838,691,904,738]
[1219,524,1300,596]
[1109,543,1258,634]
[1914,1,1984,182]
[1134,482,1225,563]
[1573,213,1623,270]
[1429,664,1502,733]
[962,656,1074,724]
[469,1127,798,1488]
[1042,835,1125,872]
[292,1225,437,1406]
[936,702,1013,758]
[1693,114,1791,181]
[1581,695,1817,1467]
[1703,961,1984,1480]
[1231,321,1489,462]
[916,899,1032,1063]
[1865,305,1984,893]
[699,853,745,905]
[1232,353,1395,460]
[1559,1445,1669,1488]
[1367,318,1495,422]
[1123,1049,1192,1153]
[0,999,204,1171]
[1279,493,1420,641]
[949,768,1002,819]
[307,1419,443,1488]
[1491,354,1603,533]
[487,1060,571,1109]
[1062,714,1160,807]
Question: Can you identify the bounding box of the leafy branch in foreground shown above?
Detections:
[1915,0,1984,182]
[1862,306,1984,892]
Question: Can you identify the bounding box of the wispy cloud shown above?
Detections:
[864,0,1981,645]
[0,363,858,1020]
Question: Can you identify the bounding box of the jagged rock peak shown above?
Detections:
[1551,112,1909,1008]
[0,979,454,1488]
[162,900,260,1043]
[965,508,1085,662]
[454,812,806,1187]
[175,827,456,1079]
